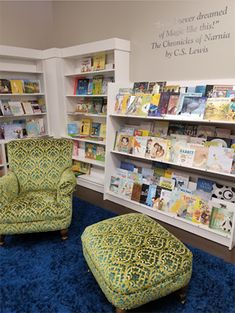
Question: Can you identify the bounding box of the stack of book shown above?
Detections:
[80,53,113,73]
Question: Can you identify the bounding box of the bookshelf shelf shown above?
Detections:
[62,38,130,192]
[0,113,46,119]
[0,93,45,97]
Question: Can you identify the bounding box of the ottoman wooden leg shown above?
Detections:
[0,235,5,246]
[116,308,126,313]
[177,284,188,304]
[60,229,68,240]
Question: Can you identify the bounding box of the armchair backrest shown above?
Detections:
[8,138,73,193]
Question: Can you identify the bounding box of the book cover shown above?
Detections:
[199,201,211,225]
[205,137,232,148]
[133,82,149,94]
[76,79,89,95]
[131,183,142,202]
[124,179,134,199]
[92,76,103,95]
[210,84,234,97]
[184,125,198,137]
[196,125,215,138]
[126,95,142,115]
[21,101,34,115]
[172,171,189,190]
[96,145,105,162]
[10,80,24,94]
[164,85,180,92]
[72,140,79,157]
[204,98,230,120]
[91,122,101,136]
[67,123,79,136]
[146,184,157,207]
[195,178,215,201]
[93,53,106,71]
[145,137,168,161]
[0,79,11,94]
[120,161,136,172]
[151,121,169,137]
[23,80,40,93]
[165,93,180,115]
[159,189,172,212]
[211,183,235,203]
[142,167,154,183]
[80,57,92,72]
[147,94,161,116]
[176,193,201,222]
[4,122,24,140]
[189,144,209,169]
[85,143,97,159]
[114,127,134,154]
[99,123,106,139]
[132,135,148,157]
[110,176,120,193]
[92,98,103,114]
[156,92,171,116]
[8,101,24,116]
[26,120,40,137]
[176,147,195,167]
[209,206,234,234]
[140,183,150,204]
[207,147,234,173]
[215,128,231,138]
[167,123,186,136]
[136,94,152,116]
[31,103,42,114]
[128,170,143,184]
[102,77,113,95]
[80,118,92,136]
[180,96,206,119]
[0,100,12,116]
[148,81,166,93]
[159,177,175,190]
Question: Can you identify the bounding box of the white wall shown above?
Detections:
[0,1,234,81]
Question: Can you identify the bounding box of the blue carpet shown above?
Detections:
[0,197,235,313]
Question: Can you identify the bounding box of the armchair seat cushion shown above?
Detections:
[0,190,67,224]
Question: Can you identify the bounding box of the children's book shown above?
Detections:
[72,161,91,175]
[72,141,79,157]
[140,183,150,204]
[183,125,198,137]
[171,171,189,190]
[114,127,134,154]
[195,178,215,201]
[10,80,24,94]
[136,94,152,116]
[199,200,211,225]
[92,76,103,95]
[180,96,206,119]
[210,85,234,97]
[207,147,234,173]
[0,79,11,93]
[146,137,168,161]
[80,118,92,136]
[26,120,40,137]
[102,77,113,95]
[189,144,209,169]
[209,206,234,234]
[156,92,171,116]
[0,100,12,116]
[167,123,186,136]
[159,189,172,212]
[126,95,142,115]
[85,143,97,159]
[128,170,143,184]
[23,80,40,93]
[132,135,148,157]
[176,147,195,167]
[148,81,166,94]
[21,101,34,115]
[151,121,169,137]
[146,184,157,207]
[93,53,106,71]
[92,98,103,114]
[99,123,106,139]
[4,122,24,140]
[96,145,105,162]
[31,103,42,114]
[91,122,101,136]
[142,167,154,184]
[176,193,201,222]
[159,177,175,190]
[110,176,121,193]
[211,183,235,203]
[164,85,180,92]
[196,125,215,138]
[133,82,149,94]
[165,93,180,115]
[8,101,24,116]
[124,179,134,199]
[215,128,231,138]
[204,98,231,120]
[67,123,79,136]
[80,57,92,72]
[131,183,142,202]
[75,79,89,95]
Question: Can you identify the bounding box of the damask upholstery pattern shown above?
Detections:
[0,138,76,236]
[82,213,193,310]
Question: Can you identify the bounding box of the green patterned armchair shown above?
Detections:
[0,138,76,245]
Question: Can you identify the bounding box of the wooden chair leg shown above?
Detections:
[0,235,5,246]
[60,229,68,240]
[116,308,126,313]
[177,284,188,304]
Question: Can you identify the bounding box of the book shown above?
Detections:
[199,201,211,225]
[140,183,150,204]
[215,128,231,138]
[114,127,134,154]
[91,122,101,136]
[165,93,180,115]
[156,92,171,116]
[102,77,113,95]
[151,121,169,137]
[93,53,106,71]
[4,122,24,140]
[80,118,92,136]
[76,79,89,95]
[23,80,40,93]
[10,80,24,94]
[196,125,215,138]
[147,94,161,116]
[0,100,12,116]
[72,141,79,157]
[8,101,24,116]
[207,147,234,173]
[21,101,34,115]
[72,161,91,175]
[91,98,103,114]
[184,125,198,137]
[126,95,142,115]
[148,81,166,93]
[159,177,175,190]
[171,171,189,190]
[110,176,121,193]
[80,57,92,72]
[31,103,42,114]
[204,98,230,120]
[176,193,201,222]
[92,76,103,95]
[210,84,234,97]
[67,123,79,136]
[26,120,40,137]
[180,96,206,119]
[189,144,209,169]
[176,147,195,167]
[146,184,157,207]
[145,137,168,161]
[132,136,148,157]
[159,189,172,212]
[211,183,235,203]
[96,145,105,162]
[131,183,142,202]
[209,206,234,234]
[136,94,152,116]
[164,85,180,92]
[195,178,215,201]
[133,82,149,94]
[85,143,97,159]
[206,137,232,148]
[0,79,11,94]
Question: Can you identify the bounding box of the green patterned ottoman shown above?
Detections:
[81,213,193,313]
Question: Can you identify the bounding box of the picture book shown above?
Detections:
[10,80,24,94]
[78,142,85,159]
[159,189,172,212]
[176,147,195,167]
[8,101,24,116]
[67,123,79,136]
[93,53,106,71]
[195,85,207,96]
[126,95,142,115]
[189,144,209,169]
[99,123,106,139]
[120,160,136,172]
[142,167,154,184]
[26,120,40,137]
[228,99,235,120]
[136,94,152,116]
[118,178,129,196]
[116,168,128,179]
[133,82,149,94]
[140,183,150,204]
[23,80,40,93]
[0,79,11,94]
[209,206,234,234]
[80,57,92,73]
[37,118,45,135]
[114,127,134,153]
[128,170,143,184]
[165,93,180,115]
[167,123,186,135]
[76,79,89,95]
[146,137,168,161]
[211,183,235,203]
[85,143,97,159]
[80,118,92,136]
[196,125,215,138]
[159,177,175,190]
[96,145,105,162]
[31,103,42,114]
[0,100,12,116]
[4,122,24,140]
[164,85,180,92]
[151,121,169,137]
[147,94,161,116]
[156,92,171,116]
[110,176,120,193]
[189,137,206,145]
[210,84,234,97]
[204,98,231,120]
[148,81,166,93]
[72,161,91,175]
[75,99,90,113]
[215,128,231,138]
[184,125,198,137]
[146,184,157,207]
[176,193,201,222]
[199,201,211,225]
[180,96,206,119]
[72,141,79,157]
[92,76,103,95]
[206,137,232,148]
[171,171,189,190]
[124,179,134,199]
[21,101,34,115]
[207,147,234,173]
[87,79,93,95]
[195,178,215,201]
[91,122,101,136]
[132,135,148,157]
[92,98,103,114]
[114,94,130,114]
[131,183,142,202]
[102,77,113,95]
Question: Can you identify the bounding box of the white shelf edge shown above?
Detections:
[0,93,45,97]
[67,112,106,118]
[77,175,104,193]
[110,114,235,125]
[0,113,47,119]
[66,94,107,98]
[66,136,106,146]
[0,70,43,74]
[111,150,235,179]
[65,69,115,77]
[73,156,105,167]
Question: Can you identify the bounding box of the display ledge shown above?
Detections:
[0,113,46,119]
[66,94,107,98]
[110,114,235,125]
[67,112,106,118]
[76,174,104,193]
[0,93,45,97]
[0,134,49,144]
[111,150,235,180]
[73,156,105,167]
[0,70,43,74]
[65,69,115,78]
[66,136,106,146]
[105,191,233,249]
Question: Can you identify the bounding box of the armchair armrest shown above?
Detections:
[57,168,76,200]
[0,171,19,208]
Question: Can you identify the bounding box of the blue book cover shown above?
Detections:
[146,184,157,206]
[196,178,215,201]
[76,79,89,95]
[195,85,206,96]
[120,161,136,172]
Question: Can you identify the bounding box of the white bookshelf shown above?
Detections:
[0,46,50,176]
[104,81,235,250]
[61,38,130,193]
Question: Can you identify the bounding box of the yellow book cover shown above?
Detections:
[204,98,230,120]
[121,94,131,114]
[136,94,152,116]
[10,80,24,94]
[93,53,106,71]
[99,123,106,138]
[80,118,92,135]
